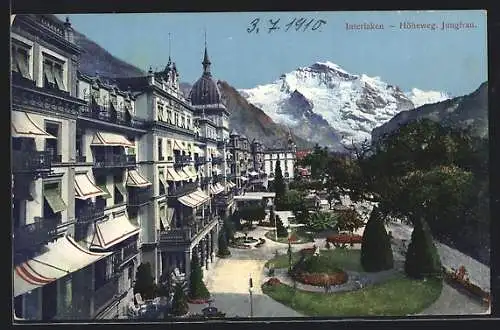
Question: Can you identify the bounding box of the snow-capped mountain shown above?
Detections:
[406,88,451,108]
[239,61,450,148]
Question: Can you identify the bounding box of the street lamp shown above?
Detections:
[248,273,254,317]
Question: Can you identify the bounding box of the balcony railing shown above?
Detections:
[12,150,52,174]
[122,241,139,261]
[76,155,87,163]
[211,156,224,165]
[159,215,219,244]
[76,204,106,223]
[174,155,192,167]
[127,187,152,206]
[93,153,136,168]
[93,276,120,314]
[194,157,206,166]
[13,217,58,254]
[168,182,198,197]
[80,104,149,130]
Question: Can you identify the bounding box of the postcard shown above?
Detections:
[10,10,489,321]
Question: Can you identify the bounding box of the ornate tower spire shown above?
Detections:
[202,28,211,76]
[168,32,172,63]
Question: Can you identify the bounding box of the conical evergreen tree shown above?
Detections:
[274,160,286,209]
[217,230,231,257]
[133,262,155,299]
[360,207,394,272]
[188,252,210,299]
[405,217,443,279]
[171,282,188,316]
[276,216,288,237]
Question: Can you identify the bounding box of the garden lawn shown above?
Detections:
[262,275,443,316]
[266,249,364,272]
[264,229,314,244]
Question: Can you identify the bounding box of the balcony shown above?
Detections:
[93,276,120,314]
[76,204,106,223]
[211,156,224,165]
[174,155,192,167]
[12,150,52,174]
[159,215,219,244]
[80,104,149,130]
[93,153,136,168]
[167,182,198,197]
[194,157,206,166]
[214,193,233,206]
[127,187,153,207]
[122,241,139,262]
[76,155,87,163]
[13,217,58,255]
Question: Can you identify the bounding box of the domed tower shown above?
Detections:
[287,127,297,153]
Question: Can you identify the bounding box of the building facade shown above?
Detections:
[263,134,297,184]
[12,15,142,320]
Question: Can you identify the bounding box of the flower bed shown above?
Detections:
[258,221,275,228]
[300,247,316,255]
[230,243,252,249]
[265,277,281,286]
[255,238,266,248]
[326,234,362,245]
[291,270,348,286]
[443,266,491,306]
[187,297,211,304]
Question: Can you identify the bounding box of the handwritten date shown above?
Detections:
[247,18,327,34]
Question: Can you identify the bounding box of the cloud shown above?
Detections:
[228,36,233,41]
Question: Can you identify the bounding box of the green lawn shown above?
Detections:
[262,275,443,317]
[264,229,315,245]
[265,248,364,272]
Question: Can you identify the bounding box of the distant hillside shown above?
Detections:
[74,30,145,77]
[372,82,488,141]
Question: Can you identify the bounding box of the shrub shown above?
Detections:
[300,247,316,256]
[325,241,331,249]
[255,238,266,248]
[293,271,348,286]
[189,253,210,300]
[276,216,288,237]
[361,207,394,272]
[404,218,442,279]
[133,262,156,300]
[171,282,189,316]
[335,208,365,233]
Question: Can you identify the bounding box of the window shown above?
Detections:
[158,104,164,121]
[166,110,172,124]
[181,116,185,128]
[187,118,191,130]
[76,130,83,157]
[158,138,164,161]
[43,181,66,220]
[44,122,60,162]
[11,41,31,79]
[174,113,179,126]
[42,55,65,91]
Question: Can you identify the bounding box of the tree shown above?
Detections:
[223,214,235,241]
[188,253,210,300]
[335,208,365,233]
[238,205,266,227]
[360,207,394,272]
[276,216,288,237]
[171,282,189,316]
[217,231,231,258]
[269,208,276,226]
[273,160,286,209]
[133,262,156,300]
[306,211,337,233]
[404,217,442,279]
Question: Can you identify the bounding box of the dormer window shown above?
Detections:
[43,54,65,91]
[11,41,31,79]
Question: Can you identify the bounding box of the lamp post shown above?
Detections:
[248,274,254,317]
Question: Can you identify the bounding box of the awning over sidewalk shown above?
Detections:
[166,167,183,182]
[91,213,140,250]
[91,132,134,147]
[14,235,111,297]
[75,173,106,200]
[126,169,152,188]
[12,111,56,139]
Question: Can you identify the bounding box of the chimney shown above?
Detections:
[147,66,155,85]
[63,17,74,43]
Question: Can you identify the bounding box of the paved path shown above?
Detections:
[191,217,489,317]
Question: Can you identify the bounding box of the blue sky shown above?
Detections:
[57,10,487,97]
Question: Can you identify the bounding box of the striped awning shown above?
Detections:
[75,173,106,200]
[126,169,152,188]
[166,167,183,182]
[225,181,236,189]
[12,111,56,139]
[13,235,111,297]
[210,183,224,195]
[91,132,134,147]
[91,213,140,250]
[173,140,184,151]
[193,146,204,155]
[178,188,210,208]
